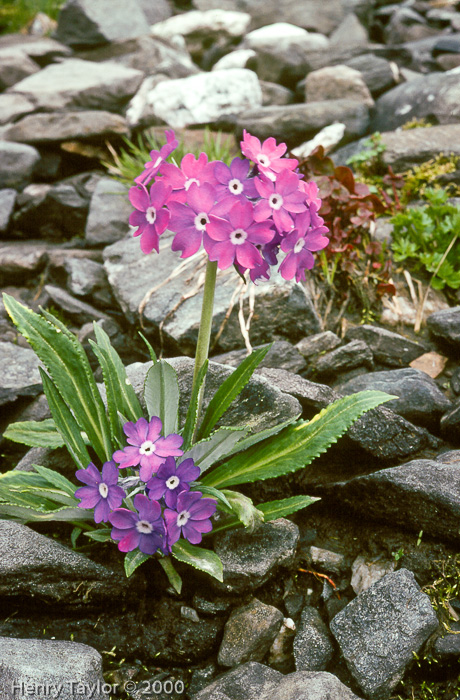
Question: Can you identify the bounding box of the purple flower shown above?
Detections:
[160,152,217,203]
[75,461,126,523]
[204,201,274,271]
[164,491,217,547]
[254,170,307,233]
[134,129,178,187]
[214,157,258,204]
[113,417,184,482]
[109,494,165,555]
[279,209,329,282]
[146,456,200,508]
[129,181,172,254]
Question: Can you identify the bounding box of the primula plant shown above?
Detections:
[2,130,394,591]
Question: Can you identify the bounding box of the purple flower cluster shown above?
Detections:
[75,416,217,556]
[129,130,330,283]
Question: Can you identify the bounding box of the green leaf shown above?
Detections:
[172,540,223,582]
[197,484,231,510]
[0,503,92,522]
[39,368,92,471]
[3,419,65,449]
[124,550,150,577]
[221,489,264,532]
[2,294,112,462]
[181,359,208,451]
[182,427,247,474]
[257,495,320,520]
[144,360,179,435]
[158,557,182,594]
[84,528,113,542]
[32,464,79,498]
[202,391,395,488]
[197,345,271,440]
[221,414,300,459]
[71,527,82,548]
[138,332,157,363]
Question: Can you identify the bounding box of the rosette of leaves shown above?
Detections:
[1,293,394,591]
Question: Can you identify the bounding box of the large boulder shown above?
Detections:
[0,142,40,190]
[54,0,150,46]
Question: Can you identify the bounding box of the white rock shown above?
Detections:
[212,49,256,71]
[150,9,251,41]
[127,68,262,129]
[351,555,396,595]
[244,22,329,52]
[291,123,346,158]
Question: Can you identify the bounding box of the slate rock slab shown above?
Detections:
[213,518,299,594]
[85,177,131,245]
[0,521,135,606]
[345,324,426,367]
[0,637,108,700]
[192,661,282,700]
[55,0,150,46]
[0,341,42,406]
[0,93,35,126]
[427,306,460,350]
[2,110,129,144]
[322,458,460,542]
[214,340,306,374]
[330,569,438,700]
[0,141,40,190]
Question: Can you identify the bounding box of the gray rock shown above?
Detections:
[212,49,256,71]
[0,242,47,285]
[137,0,172,24]
[385,7,437,45]
[312,339,374,377]
[0,189,17,235]
[214,340,307,374]
[213,518,299,594]
[44,284,111,324]
[127,68,262,129]
[0,93,35,126]
[259,671,364,700]
[55,0,150,46]
[372,72,460,132]
[433,621,460,658]
[65,258,107,297]
[305,65,373,106]
[344,54,396,97]
[0,637,108,700]
[427,306,460,349]
[0,521,132,606]
[329,12,369,47]
[218,598,284,667]
[85,177,131,245]
[293,606,334,671]
[103,234,321,353]
[236,100,370,149]
[256,367,336,412]
[377,124,460,173]
[244,22,328,52]
[0,141,40,190]
[325,458,460,542]
[350,555,396,595]
[2,110,129,145]
[9,58,144,112]
[0,47,40,91]
[335,367,452,431]
[296,331,341,359]
[330,569,438,699]
[0,34,72,64]
[192,662,282,700]
[0,341,42,406]
[309,546,346,575]
[260,80,295,106]
[440,400,460,442]
[345,324,426,367]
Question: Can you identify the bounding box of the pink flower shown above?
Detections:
[134,129,178,187]
[129,181,172,254]
[160,152,217,203]
[240,130,298,181]
[214,157,258,205]
[113,417,184,482]
[254,170,307,233]
[168,183,231,259]
[279,209,329,282]
[299,179,322,209]
[204,201,275,271]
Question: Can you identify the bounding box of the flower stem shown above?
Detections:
[191,259,218,428]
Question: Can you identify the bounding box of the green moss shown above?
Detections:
[0,0,65,34]
[401,117,435,131]
[401,154,460,203]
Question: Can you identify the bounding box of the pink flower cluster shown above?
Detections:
[129,130,329,283]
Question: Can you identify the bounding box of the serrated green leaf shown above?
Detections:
[172,540,223,582]
[221,489,264,532]
[40,368,92,471]
[221,414,300,459]
[32,464,79,498]
[181,359,208,451]
[144,360,179,435]
[182,427,247,474]
[84,528,113,542]
[257,495,320,520]
[197,345,271,440]
[0,501,92,522]
[158,557,182,594]
[2,294,112,462]
[196,485,231,509]
[124,550,150,577]
[3,419,65,449]
[202,391,395,489]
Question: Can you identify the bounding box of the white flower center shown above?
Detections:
[269,194,283,211]
[257,154,270,168]
[139,440,156,455]
[98,483,109,499]
[194,211,210,231]
[136,519,154,534]
[146,206,156,224]
[230,228,248,245]
[166,475,180,490]
[294,238,305,254]
[177,510,191,527]
[185,177,200,191]
[228,178,243,195]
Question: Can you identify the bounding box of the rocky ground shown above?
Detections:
[1,0,460,699]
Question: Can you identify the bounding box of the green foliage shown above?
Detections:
[0,0,64,34]
[171,539,223,582]
[346,132,387,177]
[400,154,459,203]
[401,117,434,130]
[390,188,460,290]
[143,360,179,435]
[3,418,65,449]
